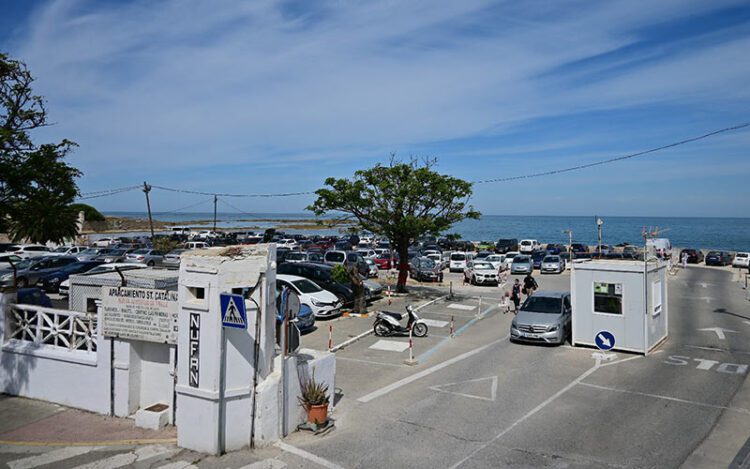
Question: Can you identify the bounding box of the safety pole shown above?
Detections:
[328,325,333,351]
[387,285,392,305]
[450,316,454,338]
[404,326,418,366]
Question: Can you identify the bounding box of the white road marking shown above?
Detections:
[238,460,287,469]
[369,340,410,352]
[447,304,476,311]
[578,382,750,414]
[429,376,498,402]
[449,363,601,469]
[422,319,448,328]
[599,355,642,367]
[73,445,174,469]
[336,356,402,367]
[698,327,738,340]
[156,462,198,469]
[8,446,94,469]
[275,441,345,469]
[358,335,509,403]
[329,329,372,352]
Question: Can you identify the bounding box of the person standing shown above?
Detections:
[681,252,689,269]
[523,272,538,297]
[511,279,522,313]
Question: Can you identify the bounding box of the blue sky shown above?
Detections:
[2,0,749,217]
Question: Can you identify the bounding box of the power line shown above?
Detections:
[217,197,266,220]
[78,185,142,197]
[152,197,215,215]
[471,122,750,185]
[151,184,314,198]
[76,186,141,200]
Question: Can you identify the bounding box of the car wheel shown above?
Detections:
[17,277,28,288]
[147,260,155,266]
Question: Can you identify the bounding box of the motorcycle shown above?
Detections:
[373,305,428,337]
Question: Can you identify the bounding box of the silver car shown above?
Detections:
[163,249,187,269]
[540,255,565,274]
[124,249,164,266]
[510,291,571,345]
[510,255,533,274]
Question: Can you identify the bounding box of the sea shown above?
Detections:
[104,212,750,252]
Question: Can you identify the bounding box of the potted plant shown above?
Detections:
[298,371,330,425]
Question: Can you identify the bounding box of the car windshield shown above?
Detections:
[451,254,465,261]
[707,251,719,256]
[15,259,34,270]
[514,256,530,262]
[292,279,322,293]
[474,262,493,270]
[420,259,436,268]
[543,256,560,262]
[52,247,70,253]
[286,253,306,260]
[327,252,345,262]
[521,296,562,314]
[80,249,99,255]
[133,249,149,255]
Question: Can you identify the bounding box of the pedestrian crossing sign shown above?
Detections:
[220,293,247,329]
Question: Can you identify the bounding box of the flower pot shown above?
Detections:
[307,403,328,425]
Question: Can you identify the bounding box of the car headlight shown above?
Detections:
[311,298,323,307]
[548,325,559,332]
[0,273,13,281]
[49,277,60,284]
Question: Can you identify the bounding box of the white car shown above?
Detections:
[9,244,51,258]
[357,249,378,260]
[184,241,209,250]
[519,239,540,253]
[733,252,750,268]
[276,239,298,249]
[502,251,520,270]
[485,254,506,271]
[277,274,342,318]
[93,237,119,247]
[47,245,87,256]
[464,261,499,285]
[449,252,473,272]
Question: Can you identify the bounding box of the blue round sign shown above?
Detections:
[594,330,615,351]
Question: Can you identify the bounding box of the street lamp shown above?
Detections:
[596,217,604,258]
[563,230,573,263]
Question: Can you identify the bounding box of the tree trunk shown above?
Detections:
[396,239,409,293]
[347,264,366,314]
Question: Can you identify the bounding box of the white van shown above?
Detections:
[184,241,209,250]
[519,239,540,253]
[449,252,474,272]
[646,238,672,258]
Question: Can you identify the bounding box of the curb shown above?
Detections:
[0,438,177,447]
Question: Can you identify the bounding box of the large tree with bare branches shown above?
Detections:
[308,157,480,293]
[1,52,81,243]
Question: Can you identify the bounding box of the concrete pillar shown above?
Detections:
[175,245,275,454]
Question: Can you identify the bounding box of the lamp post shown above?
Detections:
[596,217,604,259]
[563,230,573,264]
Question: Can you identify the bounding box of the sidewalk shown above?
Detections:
[682,371,750,468]
[0,394,176,446]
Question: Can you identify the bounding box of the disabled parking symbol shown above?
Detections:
[595,330,615,351]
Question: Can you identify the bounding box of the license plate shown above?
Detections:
[524,332,540,338]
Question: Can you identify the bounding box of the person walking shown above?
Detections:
[511,279,522,313]
[681,252,689,269]
[523,272,538,297]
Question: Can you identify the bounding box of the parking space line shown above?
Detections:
[336,356,403,368]
[275,441,345,469]
[578,382,750,414]
[357,334,509,403]
[449,363,601,469]
[370,340,410,352]
[418,305,500,363]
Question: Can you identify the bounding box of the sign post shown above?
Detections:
[593,330,616,361]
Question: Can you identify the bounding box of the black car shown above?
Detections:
[409,257,443,282]
[679,248,704,264]
[531,250,548,269]
[570,243,589,253]
[495,238,518,254]
[705,251,733,266]
[37,260,105,293]
[278,262,355,305]
[545,244,565,255]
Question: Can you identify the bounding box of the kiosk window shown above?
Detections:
[594,282,622,315]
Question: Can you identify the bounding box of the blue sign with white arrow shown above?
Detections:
[595,330,615,351]
[220,293,247,329]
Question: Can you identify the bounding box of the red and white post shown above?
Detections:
[450,315,454,338]
[387,285,392,306]
[404,326,418,366]
[328,325,333,351]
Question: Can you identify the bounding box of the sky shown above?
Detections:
[2,0,750,217]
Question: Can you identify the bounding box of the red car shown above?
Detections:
[374,253,398,270]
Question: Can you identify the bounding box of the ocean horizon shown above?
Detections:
[104,212,750,252]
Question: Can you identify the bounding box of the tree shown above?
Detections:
[308,157,480,293]
[1,52,81,243]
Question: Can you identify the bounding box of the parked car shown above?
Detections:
[733,252,750,268]
[531,251,548,269]
[278,262,355,306]
[510,291,571,345]
[484,254,506,271]
[425,253,445,270]
[409,257,444,282]
[503,251,520,270]
[679,248,704,264]
[16,287,53,308]
[277,274,342,319]
[464,261,499,286]
[364,258,379,278]
[9,244,51,259]
[495,238,519,254]
[323,250,369,277]
[540,255,565,274]
[622,246,639,259]
[545,244,566,255]
[374,253,396,270]
[357,249,378,260]
[37,260,105,293]
[510,255,533,275]
[0,256,79,288]
[47,245,87,257]
[474,251,492,260]
[124,249,164,266]
[76,247,106,261]
[646,238,672,258]
[570,243,589,254]
[92,237,120,247]
[277,238,298,249]
[184,241,209,250]
[519,239,540,253]
[449,252,472,273]
[705,251,733,266]
[0,253,23,268]
[162,249,187,269]
[285,251,323,264]
[97,248,133,263]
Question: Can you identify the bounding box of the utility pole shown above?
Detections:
[143,182,155,240]
[213,195,218,233]
[596,217,603,259]
[563,230,573,263]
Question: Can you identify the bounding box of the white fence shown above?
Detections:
[7,304,97,353]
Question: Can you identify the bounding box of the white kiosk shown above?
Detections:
[571,259,668,354]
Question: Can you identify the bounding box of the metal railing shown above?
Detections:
[7,304,98,352]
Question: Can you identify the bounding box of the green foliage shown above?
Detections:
[298,370,329,407]
[152,236,180,253]
[446,233,462,241]
[307,156,480,291]
[70,203,105,222]
[331,264,349,284]
[1,52,81,243]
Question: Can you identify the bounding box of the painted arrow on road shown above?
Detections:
[697,327,738,340]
